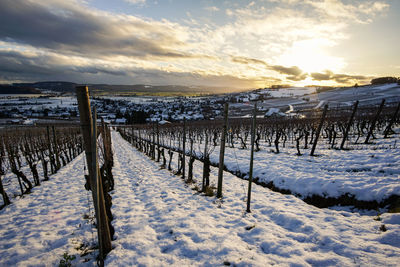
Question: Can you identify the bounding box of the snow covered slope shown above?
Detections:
[106,132,400,266]
[0,154,97,266]
[1,131,399,266]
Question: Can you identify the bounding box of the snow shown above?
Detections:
[22,119,37,125]
[218,137,400,202]
[159,120,172,125]
[115,118,126,124]
[179,135,399,203]
[0,154,97,266]
[314,100,326,109]
[106,132,400,266]
[285,104,294,114]
[373,83,399,90]
[265,108,285,117]
[261,87,316,98]
[0,131,399,266]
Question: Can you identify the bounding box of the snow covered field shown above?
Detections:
[0,95,77,110]
[206,134,400,203]
[154,128,400,205]
[1,131,400,266]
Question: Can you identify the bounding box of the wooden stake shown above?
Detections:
[52,126,61,170]
[182,118,186,179]
[217,103,229,198]
[202,134,208,192]
[46,126,54,174]
[76,86,111,263]
[247,102,257,213]
[310,104,328,156]
[156,123,160,162]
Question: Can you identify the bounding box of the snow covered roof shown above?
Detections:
[265,108,286,117]
[159,120,171,125]
[115,118,126,124]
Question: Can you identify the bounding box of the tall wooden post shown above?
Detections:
[217,103,229,198]
[156,123,160,162]
[46,126,54,174]
[365,99,385,144]
[101,118,109,165]
[131,126,134,145]
[340,100,359,149]
[182,118,186,179]
[76,86,111,263]
[138,128,142,151]
[152,123,156,160]
[246,102,257,213]
[202,134,209,192]
[310,104,328,156]
[52,126,61,170]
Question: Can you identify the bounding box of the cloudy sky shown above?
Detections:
[0,0,399,89]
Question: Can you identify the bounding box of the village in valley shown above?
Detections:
[1,79,399,127]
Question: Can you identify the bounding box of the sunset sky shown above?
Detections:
[0,0,399,89]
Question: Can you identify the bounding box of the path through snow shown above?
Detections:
[107,132,400,266]
[1,131,399,266]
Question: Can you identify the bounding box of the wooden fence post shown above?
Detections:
[365,99,385,144]
[310,104,328,156]
[133,126,136,145]
[340,100,359,149]
[46,126,55,174]
[182,118,186,179]
[217,103,229,198]
[52,126,61,171]
[246,102,257,213]
[76,86,111,263]
[156,123,160,162]
[202,134,209,192]
[152,123,156,160]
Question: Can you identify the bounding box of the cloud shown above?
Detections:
[204,6,219,12]
[124,0,146,6]
[225,9,234,16]
[306,0,389,23]
[311,70,371,84]
[230,56,308,81]
[230,56,269,66]
[311,70,334,81]
[0,49,127,81]
[270,65,303,77]
[0,48,270,88]
[0,0,390,87]
[269,65,308,81]
[0,0,205,60]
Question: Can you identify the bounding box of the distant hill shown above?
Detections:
[87,84,236,95]
[13,81,77,92]
[0,84,41,94]
[9,81,239,95]
[371,77,399,85]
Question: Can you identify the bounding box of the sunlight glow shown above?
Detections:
[277,39,346,73]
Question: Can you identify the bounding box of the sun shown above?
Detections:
[277,39,346,73]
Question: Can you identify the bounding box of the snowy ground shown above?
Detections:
[159,129,400,203]
[210,134,400,203]
[0,153,97,266]
[107,132,400,266]
[1,131,400,266]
